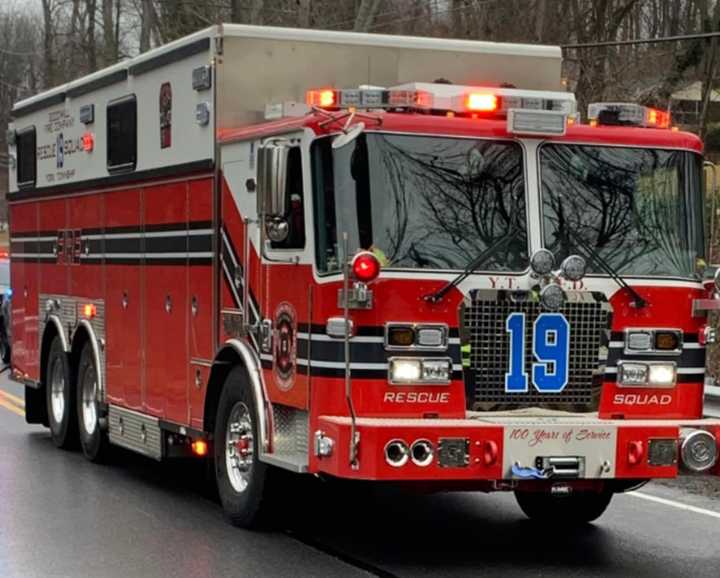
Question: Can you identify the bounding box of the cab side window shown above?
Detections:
[271,147,305,250]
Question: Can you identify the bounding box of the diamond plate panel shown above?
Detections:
[272,405,309,457]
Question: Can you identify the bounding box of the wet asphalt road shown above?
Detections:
[1,373,720,578]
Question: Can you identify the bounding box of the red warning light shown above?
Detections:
[306,89,337,108]
[351,252,381,283]
[83,303,97,318]
[82,132,95,152]
[466,93,499,112]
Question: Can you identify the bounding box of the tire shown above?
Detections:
[515,489,613,524]
[45,336,77,449]
[214,366,273,529]
[76,342,110,462]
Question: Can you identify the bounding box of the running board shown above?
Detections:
[108,405,163,460]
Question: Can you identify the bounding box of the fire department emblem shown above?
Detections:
[273,302,297,391]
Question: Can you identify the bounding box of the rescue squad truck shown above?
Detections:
[7,25,720,528]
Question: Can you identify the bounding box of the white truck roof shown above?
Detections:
[8,25,563,195]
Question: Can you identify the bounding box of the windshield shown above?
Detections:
[541,144,704,278]
[311,133,528,273]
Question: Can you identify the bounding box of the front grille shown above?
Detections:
[462,289,611,411]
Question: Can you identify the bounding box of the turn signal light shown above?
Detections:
[351,251,381,283]
[654,331,680,351]
[83,303,96,318]
[191,439,209,457]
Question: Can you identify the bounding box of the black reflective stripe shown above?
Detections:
[604,373,704,384]
[610,331,699,343]
[66,69,128,99]
[12,92,66,118]
[606,349,706,367]
[296,338,461,365]
[7,159,214,201]
[128,37,211,76]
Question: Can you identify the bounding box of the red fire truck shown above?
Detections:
[7,25,720,528]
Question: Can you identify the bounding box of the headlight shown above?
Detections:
[389,358,422,383]
[389,357,452,385]
[618,361,676,388]
[648,363,676,387]
[618,362,648,386]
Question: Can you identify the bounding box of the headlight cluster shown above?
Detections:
[618,361,677,388]
[388,357,452,385]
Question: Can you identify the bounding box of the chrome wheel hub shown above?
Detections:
[225,402,253,493]
[81,364,98,436]
[50,358,65,425]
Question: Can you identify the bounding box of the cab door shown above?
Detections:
[262,142,312,409]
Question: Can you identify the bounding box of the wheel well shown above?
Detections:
[204,346,244,434]
[69,325,91,377]
[40,323,61,389]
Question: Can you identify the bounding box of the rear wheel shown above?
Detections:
[77,342,110,462]
[45,336,77,449]
[515,489,613,524]
[214,366,273,529]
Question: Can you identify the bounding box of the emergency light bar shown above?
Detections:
[305,88,429,110]
[587,102,671,129]
[300,83,575,136]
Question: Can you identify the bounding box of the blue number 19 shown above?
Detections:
[504,313,570,393]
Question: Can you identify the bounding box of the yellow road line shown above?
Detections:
[0,397,24,417]
[0,389,25,407]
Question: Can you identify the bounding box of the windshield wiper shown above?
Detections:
[424,233,516,304]
[569,233,647,308]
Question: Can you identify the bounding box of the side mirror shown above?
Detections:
[705,161,719,265]
[257,141,289,243]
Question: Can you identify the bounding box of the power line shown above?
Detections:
[562,31,720,50]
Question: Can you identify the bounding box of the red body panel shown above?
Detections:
[9,109,718,487]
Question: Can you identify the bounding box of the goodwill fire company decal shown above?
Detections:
[273,302,297,391]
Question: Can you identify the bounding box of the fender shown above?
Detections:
[222,338,271,453]
[75,319,104,400]
[45,314,69,352]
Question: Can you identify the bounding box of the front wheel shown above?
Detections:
[214,366,274,529]
[77,342,110,462]
[515,489,613,524]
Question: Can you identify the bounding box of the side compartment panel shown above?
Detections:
[104,188,143,409]
[188,177,213,430]
[142,181,189,422]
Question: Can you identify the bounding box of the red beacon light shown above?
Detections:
[306,89,337,108]
[351,251,381,283]
[465,93,499,112]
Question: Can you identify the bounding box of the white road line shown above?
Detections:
[630,491,720,520]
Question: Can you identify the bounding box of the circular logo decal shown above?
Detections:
[273,302,297,391]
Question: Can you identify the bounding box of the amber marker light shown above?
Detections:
[192,440,209,457]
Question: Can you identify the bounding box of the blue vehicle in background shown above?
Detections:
[0,255,11,364]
